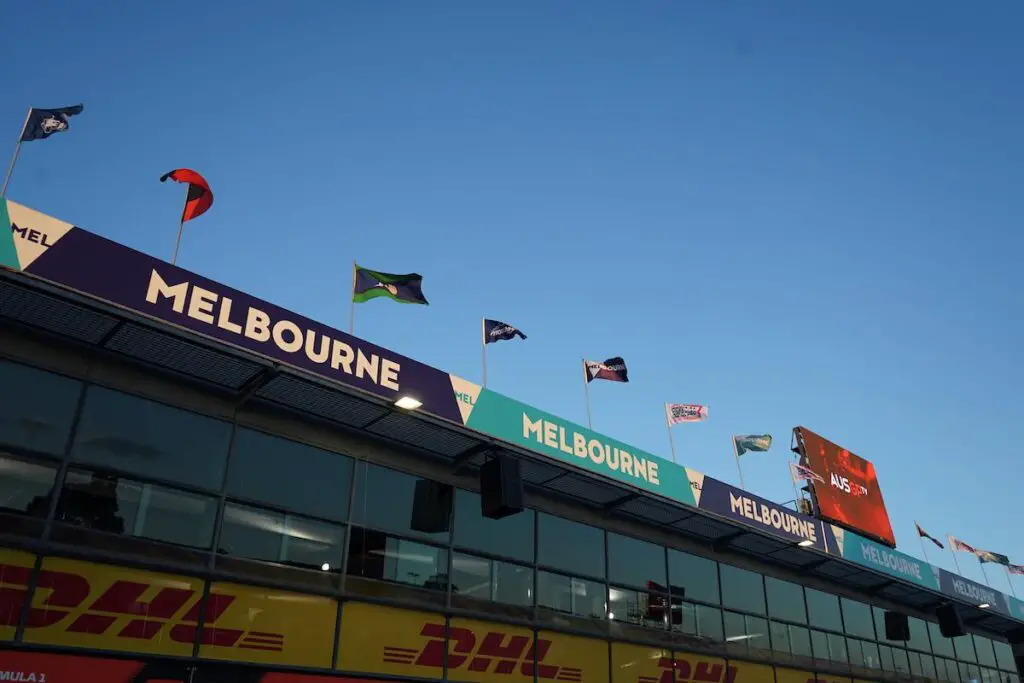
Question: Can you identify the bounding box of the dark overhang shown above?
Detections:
[1,270,1019,637]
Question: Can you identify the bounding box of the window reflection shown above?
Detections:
[672,601,723,643]
[720,564,765,615]
[450,552,533,614]
[723,611,769,655]
[453,489,533,562]
[608,585,673,631]
[72,386,231,490]
[805,588,843,632]
[54,467,216,549]
[0,454,57,517]
[218,502,345,572]
[667,548,719,605]
[347,527,448,592]
[350,464,450,542]
[0,361,81,455]
[537,570,606,621]
[607,532,665,588]
[841,597,875,640]
[765,576,806,624]
[537,513,605,579]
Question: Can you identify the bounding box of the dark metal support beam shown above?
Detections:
[604,492,640,511]
[452,442,493,473]
[803,558,832,572]
[712,530,748,553]
[235,365,280,407]
[96,319,126,347]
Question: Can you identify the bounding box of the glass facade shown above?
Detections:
[0,356,1018,683]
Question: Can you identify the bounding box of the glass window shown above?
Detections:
[955,633,978,663]
[537,570,606,620]
[0,361,81,455]
[862,640,881,669]
[72,386,231,490]
[218,502,345,572]
[609,585,669,631]
[841,597,875,640]
[770,621,812,656]
[907,616,931,652]
[929,621,956,658]
[537,513,605,579]
[346,529,447,595]
[453,488,533,563]
[891,647,910,674]
[993,639,1015,671]
[719,564,765,615]
[935,656,958,682]
[878,644,895,671]
[975,635,998,668]
[450,552,532,609]
[607,532,665,588]
[55,467,216,548]
[848,638,865,668]
[0,453,57,518]
[961,662,981,683]
[672,602,724,643]
[766,576,806,624]
[981,667,1002,683]
[919,653,937,679]
[724,612,769,655]
[351,464,450,541]
[806,588,843,632]
[667,548,719,605]
[226,429,352,521]
[812,629,848,663]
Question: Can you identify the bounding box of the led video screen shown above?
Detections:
[796,426,896,548]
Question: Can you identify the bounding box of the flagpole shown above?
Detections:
[349,260,357,335]
[664,405,677,463]
[1,109,32,199]
[979,560,991,586]
[947,536,964,574]
[481,318,488,387]
[917,529,932,566]
[170,183,189,266]
[732,437,746,489]
[1004,567,1017,597]
[582,360,593,429]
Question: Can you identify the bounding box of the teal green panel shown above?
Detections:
[0,201,19,270]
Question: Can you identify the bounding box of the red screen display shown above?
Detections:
[797,426,896,548]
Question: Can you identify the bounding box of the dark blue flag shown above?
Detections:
[483,319,527,345]
[21,104,85,142]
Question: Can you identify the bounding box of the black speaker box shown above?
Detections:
[480,455,524,519]
[410,479,452,533]
[936,603,966,638]
[884,611,910,641]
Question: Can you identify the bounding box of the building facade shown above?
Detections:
[0,201,1022,683]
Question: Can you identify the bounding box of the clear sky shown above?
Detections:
[2,2,1022,589]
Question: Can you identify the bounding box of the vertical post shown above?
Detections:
[170,184,188,266]
[947,536,964,575]
[582,359,593,430]
[918,530,932,567]
[732,437,746,489]
[481,318,488,387]
[1004,567,1017,598]
[1,108,31,199]
[788,461,802,510]
[979,560,992,586]
[664,404,677,464]
[349,260,357,335]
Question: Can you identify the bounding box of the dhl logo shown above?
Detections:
[637,656,737,683]
[383,621,583,682]
[0,563,283,652]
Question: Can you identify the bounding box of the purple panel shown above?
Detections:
[698,476,828,552]
[25,228,463,424]
[938,568,1012,617]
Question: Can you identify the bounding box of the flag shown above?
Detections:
[666,404,708,425]
[1009,564,1024,576]
[789,461,824,484]
[483,319,526,344]
[584,357,628,383]
[915,522,944,549]
[160,169,213,223]
[978,550,1011,566]
[353,265,428,305]
[734,434,772,456]
[21,104,84,142]
[949,536,978,554]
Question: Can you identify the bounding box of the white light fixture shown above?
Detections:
[797,539,814,547]
[607,612,615,620]
[321,563,331,571]
[978,603,990,609]
[395,396,423,410]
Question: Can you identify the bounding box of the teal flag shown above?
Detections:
[734,434,772,456]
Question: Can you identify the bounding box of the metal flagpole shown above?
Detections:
[1005,567,1017,597]
[481,318,488,387]
[979,560,992,586]
[582,360,593,429]
[170,184,189,266]
[918,530,932,566]
[349,261,357,334]
[0,109,31,199]
[947,536,964,574]
[664,405,677,463]
[732,437,746,489]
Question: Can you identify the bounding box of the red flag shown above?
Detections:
[160,169,213,223]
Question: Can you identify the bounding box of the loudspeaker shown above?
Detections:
[480,455,524,519]
[936,603,966,638]
[884,611,910,641]
[410,479,452,533]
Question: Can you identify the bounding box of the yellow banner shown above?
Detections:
[729,660,774,683]
[776,667,816,683]
[0,548,38,641]
[665,651,733,683]
[611,642,670,683]
[22,556,202,657]
[199,581,336,668]
[447,616,536,683]
[539,630,608,683]
[337,601,445,679]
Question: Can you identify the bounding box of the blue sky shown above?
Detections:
[3,2,1022,589]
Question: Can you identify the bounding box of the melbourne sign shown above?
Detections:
[833,528,940,591]
[937,569,1011,617]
